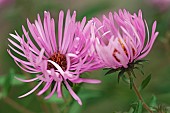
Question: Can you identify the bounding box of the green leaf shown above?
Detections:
[149,95,157,111]
[139,74,151,91]
[149,95,157,108]
[134,101,143,113]
[2,69,15,97]
[128,107,135,113]
[131,102,138,109]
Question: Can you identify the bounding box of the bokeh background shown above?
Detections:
[0,0,170,113]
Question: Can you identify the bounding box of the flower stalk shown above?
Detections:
[127,70,153,113]
[132,82,153,113]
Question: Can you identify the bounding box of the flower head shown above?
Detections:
[92,9,158,69]
[8,10,101,105]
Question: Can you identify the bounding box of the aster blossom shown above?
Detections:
[92,9,159,69]
[8,10,102,105]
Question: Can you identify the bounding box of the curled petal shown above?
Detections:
[45,82,58,99]
[64,81,82,105]
[47,60,64,75]
[18,81,43,98]
[15,76,38,82]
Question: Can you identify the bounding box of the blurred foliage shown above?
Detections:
[0,0,170,113]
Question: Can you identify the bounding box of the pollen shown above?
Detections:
[47,52,67,71]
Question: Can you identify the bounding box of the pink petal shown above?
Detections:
[64,81,82,105]
[18,81,43,98]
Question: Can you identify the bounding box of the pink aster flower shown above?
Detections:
[7,10,101,105]
[92,9,159,69]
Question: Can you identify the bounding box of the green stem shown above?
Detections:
[127,71,153,113]
[132,82,153,113]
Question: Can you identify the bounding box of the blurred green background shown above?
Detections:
[0,0,170,113]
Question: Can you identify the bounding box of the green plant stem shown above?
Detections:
[132,82,153,113]
[3,97,34,113]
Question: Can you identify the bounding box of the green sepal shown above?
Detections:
[118,69,125,83]
[129,76,133,89]
[104,68,119,76]
[130,69,136,78]
[134,59,148,64]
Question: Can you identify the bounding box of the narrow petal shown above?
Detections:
[47,60,64,75]
[18,81,43,98]
[15,76,38,82]
[45,82,58,99]
[58,10,64,50]
[64,81,82,105]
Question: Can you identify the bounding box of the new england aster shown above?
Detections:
[7,10,102,105]
[92,9,158,70]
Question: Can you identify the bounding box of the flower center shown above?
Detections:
[47,52,67,71]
